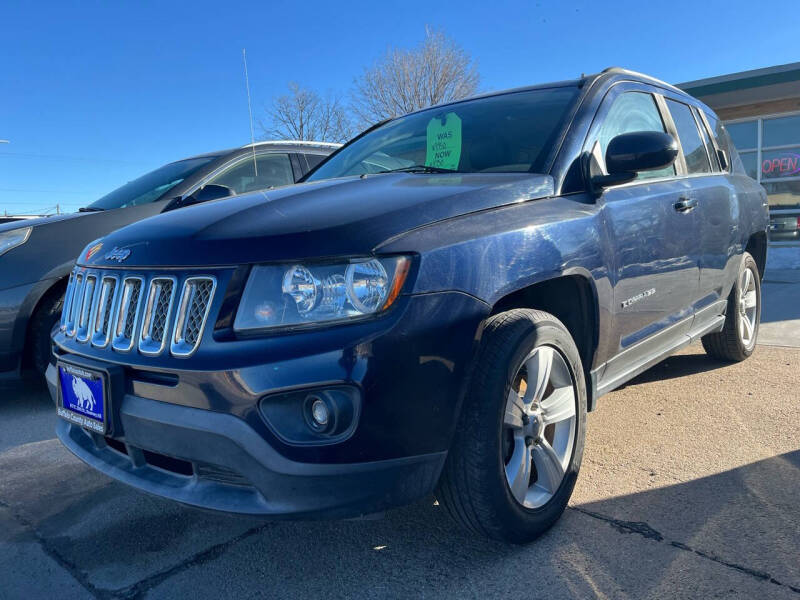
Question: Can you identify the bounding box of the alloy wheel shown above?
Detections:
[502,345,577,509]
[738,266,758,347]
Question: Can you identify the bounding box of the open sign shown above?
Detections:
[761,152,800,179]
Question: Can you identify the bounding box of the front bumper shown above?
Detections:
[52,389,445,518]
[49,291,488,517]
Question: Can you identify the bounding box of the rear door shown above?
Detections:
[585,84,702,386]
[662,98,735,327]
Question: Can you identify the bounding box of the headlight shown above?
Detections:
[234,256,411,332]
[0,227,32,257]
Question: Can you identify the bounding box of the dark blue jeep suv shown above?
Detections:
[48,68,768,543]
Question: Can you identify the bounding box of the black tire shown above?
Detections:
[701,252,761,362]
[28,289,65,375]
[436,309,587,544]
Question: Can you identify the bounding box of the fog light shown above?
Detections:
[259,386,360,445]
[310,397,330,427]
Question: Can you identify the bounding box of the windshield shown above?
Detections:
[87,157,217,210]
[307,87,579,181]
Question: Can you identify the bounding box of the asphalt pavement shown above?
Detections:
[1,254,798,599]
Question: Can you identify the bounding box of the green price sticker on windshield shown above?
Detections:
[425,112,462,170]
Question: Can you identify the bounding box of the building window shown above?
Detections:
[725,113,800,209]
[727,121,758,151]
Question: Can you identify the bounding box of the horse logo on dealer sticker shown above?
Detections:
[70,376,97,412]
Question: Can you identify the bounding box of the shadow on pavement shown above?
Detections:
[624,351,734,386]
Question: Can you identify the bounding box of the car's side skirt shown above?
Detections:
[591,299,727,402]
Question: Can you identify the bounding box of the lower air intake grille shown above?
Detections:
[195,463,251,487]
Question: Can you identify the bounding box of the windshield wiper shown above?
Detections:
[378,165,460,174]
[78,207,104,212]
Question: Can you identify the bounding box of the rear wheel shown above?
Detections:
[436,309,587,543]
[701,252,760,362]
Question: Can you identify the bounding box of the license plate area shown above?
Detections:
[57,362,108,435]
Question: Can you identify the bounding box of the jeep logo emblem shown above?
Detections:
[104,247,131,263]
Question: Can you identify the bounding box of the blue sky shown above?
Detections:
[1,0,796,214]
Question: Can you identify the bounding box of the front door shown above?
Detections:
[586,85,701,386]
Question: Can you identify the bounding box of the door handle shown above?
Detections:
[674,197,698,212]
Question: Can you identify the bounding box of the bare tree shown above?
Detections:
[351,27,480,126]
[260,82,354,144]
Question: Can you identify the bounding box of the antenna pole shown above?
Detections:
[242,48,258,176]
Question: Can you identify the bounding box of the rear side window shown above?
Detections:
[693,107,719,171]
[706,113,745,175]
[705,113,726,153]
[304,153,328,171]
[594,91,675,180]
[666,100,711,174]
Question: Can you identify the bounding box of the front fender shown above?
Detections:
[0,260,73,368]
[378,195,616,387]
[8,275,68,358]
[380,196,611,323]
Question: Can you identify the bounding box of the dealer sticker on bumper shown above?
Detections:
[57,363,106,434]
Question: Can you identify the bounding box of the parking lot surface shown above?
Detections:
[2,259,798,599]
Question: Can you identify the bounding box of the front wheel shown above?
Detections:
[702,252,761,362]
[436,309,587,544]
[28,289,64,375]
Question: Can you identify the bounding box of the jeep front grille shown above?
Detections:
[139,278,176,356]
[171,277,216,357]
[90,276,118,348]
[61,270,217,358]
[75,275,97,343]
[112,277,143,353]
[60,272,78,334]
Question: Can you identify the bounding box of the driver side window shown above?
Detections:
[206,153,294,196]
[595,92,675,181]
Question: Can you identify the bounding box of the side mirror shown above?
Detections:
[184,184,233,206]
[591,131,678,191]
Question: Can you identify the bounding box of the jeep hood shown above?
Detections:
[80,173,554,268]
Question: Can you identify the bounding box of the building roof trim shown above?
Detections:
[678,62,800,97]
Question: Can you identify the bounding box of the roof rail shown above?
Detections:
[598,67,680,92]
[240,140,342,149]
